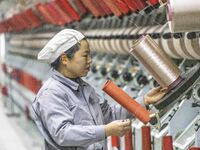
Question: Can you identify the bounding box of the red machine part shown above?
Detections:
[1,86,8,97]
[0,22,6,33]
[162,135,173,150]
[125,130,133,150]
[12,69,42,94]
[148,0,159,6]
[188,147,200,150]
[111,136,120,148]
[142,126,151,150]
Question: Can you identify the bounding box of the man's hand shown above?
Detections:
[105,119,131,137]
[144,86,168,106]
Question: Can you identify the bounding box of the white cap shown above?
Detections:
[38,29,85,64]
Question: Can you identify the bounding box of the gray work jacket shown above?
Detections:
[32,69,144,150]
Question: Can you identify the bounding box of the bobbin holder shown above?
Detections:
[154,63,200,112]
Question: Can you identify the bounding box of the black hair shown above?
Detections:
[50,43,80,70]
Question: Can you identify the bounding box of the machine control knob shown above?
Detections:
[123,72,133,82]
[194,123,200,131]
[162,33,172,39]
[173,32,183,39]
[137,75,149,85]
[91,65,97,73]
[100,67,107,76]
[153,80,159,87]
[111,70,119,79]
[150,33,161,39]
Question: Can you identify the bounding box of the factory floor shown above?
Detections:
[0,98,43,150]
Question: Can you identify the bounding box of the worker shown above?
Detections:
[31,29,167,150]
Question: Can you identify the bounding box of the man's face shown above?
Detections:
[65,39,92,78]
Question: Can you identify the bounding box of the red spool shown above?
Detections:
[123,0,137,11]
[102,80,150,124]
[102,0,123,17]
[73,0,88,16]
[50,2,68,25]
[46,3,61,24]
[24,8,42,28]
[81,0,101,17]
[57,0,80,21]
[115,0,130,14]
[36,3,55,24]
[94,0,112,15]
[134,0,146,10]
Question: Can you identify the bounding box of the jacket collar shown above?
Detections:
[51,69,87,91]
